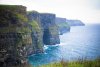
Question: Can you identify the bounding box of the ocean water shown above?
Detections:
[28,24,100,65]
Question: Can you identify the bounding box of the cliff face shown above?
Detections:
[66,19,85,26]
[56,17,70,35]
[27,11,44,54]
[40,13,60,45]
[0,5,32,66]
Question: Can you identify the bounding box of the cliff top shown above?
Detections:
[0,4,26,9]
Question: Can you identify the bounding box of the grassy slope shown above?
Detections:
[39,59,100,67]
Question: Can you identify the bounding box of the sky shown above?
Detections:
[0,0,100,24]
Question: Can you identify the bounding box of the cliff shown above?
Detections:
[66,19,85,26]
[0,5,61,67]
[40,13,60,45]
[56,17,70,35]
[0,5,32,67]
[27,11,44,54]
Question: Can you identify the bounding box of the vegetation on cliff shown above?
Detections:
[0,5,25,10]
[15,13,28,22]
[29,20,41,32]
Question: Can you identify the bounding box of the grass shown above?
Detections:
[57,22,70,28]
[3,58,100,67]
[15,13,28,22]
[38,58,100,67]
[0,4,25,11]
[29,20,41,32]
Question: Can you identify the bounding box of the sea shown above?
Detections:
[28,24,100,66]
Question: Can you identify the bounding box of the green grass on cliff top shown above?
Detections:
[0,5,25,10]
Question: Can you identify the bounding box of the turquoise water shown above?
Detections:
[28,24,100,65]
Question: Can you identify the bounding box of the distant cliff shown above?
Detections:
[66,19,85,26]
[56,17,70,35]
[40,13,60,45]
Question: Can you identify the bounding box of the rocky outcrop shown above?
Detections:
[27,11,44,54]
[56,17,70,35]
[66,19,85,26]
[0,5,32,67]
[40,13,60,45]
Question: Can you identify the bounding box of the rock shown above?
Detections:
[40,13,60,45]
[56,17,70,35]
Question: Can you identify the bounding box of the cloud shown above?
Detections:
[0,0,100,24]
